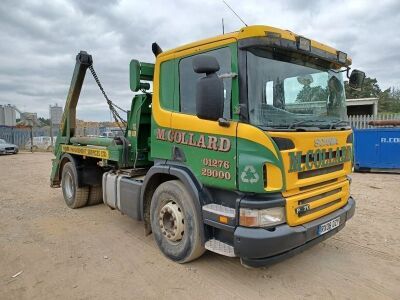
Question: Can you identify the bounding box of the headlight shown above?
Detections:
[239,207,286,227]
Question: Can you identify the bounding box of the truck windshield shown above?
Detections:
[246,48,348,130]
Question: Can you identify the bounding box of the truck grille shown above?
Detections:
[5,147,14,151]
[286,180,349,226]
[298,188,342,205]
[298,164,343,179]
[298,199,342,217]
[299,178,337,191]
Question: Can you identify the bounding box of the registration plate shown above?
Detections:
[318,217,340,235]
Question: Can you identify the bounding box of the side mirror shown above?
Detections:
[129,59,154,92]
[129,60,141,92]
[193,55,224,121]
[349,69,365,91]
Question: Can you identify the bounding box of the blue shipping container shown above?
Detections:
[354,128,400,170]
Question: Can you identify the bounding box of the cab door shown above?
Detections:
[170,41,239,190]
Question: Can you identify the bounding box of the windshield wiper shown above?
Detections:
[288,119,325,129]
[260,119,350,131]
[329,120,350,129]
[288,119,351,130]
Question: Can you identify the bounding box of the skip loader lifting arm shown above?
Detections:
[50,51,93,187]
[60,51,92,141]
[50,50,152,187]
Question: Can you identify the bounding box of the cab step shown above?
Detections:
[205,239,236,257]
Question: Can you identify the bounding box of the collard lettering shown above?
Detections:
[155,128,232,152]
[288,146,352,173]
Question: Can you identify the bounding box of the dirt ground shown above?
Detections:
[1,152,399,299]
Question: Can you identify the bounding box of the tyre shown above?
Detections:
[61,162,89,208]
[32,145,38,151]
[47,145,54,152]
[87,185,103,206]
[150,180,205,263]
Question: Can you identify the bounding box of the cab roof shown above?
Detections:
[160,25,351,66]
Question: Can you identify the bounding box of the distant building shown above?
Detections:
[75,119,100,136]
[50,103,63,125]
[20,112,38,124]
[0,104,16,126]
[346,98,378,116]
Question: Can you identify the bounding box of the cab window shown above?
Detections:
[159,60,176,110]
[178,47,231,118]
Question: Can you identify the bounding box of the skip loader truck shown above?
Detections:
[50,25,365,267]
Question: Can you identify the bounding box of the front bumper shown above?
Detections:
[234,197,355,267]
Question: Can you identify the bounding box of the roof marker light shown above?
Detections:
[297,36,311,51]
[337,51,347,64]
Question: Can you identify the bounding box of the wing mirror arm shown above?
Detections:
[218,117,230,127]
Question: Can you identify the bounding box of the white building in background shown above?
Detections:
[346,98,379,116]
[0,104,16,126]
[50,103,63,125]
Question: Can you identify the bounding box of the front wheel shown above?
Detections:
[150,180,205,263]
[61,162,89,208]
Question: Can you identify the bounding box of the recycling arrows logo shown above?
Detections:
[240,165,259,184]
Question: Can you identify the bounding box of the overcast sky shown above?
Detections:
[1,0,399,121]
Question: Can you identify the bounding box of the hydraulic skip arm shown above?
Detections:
[50,51,92,187]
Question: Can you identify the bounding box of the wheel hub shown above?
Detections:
[64,172,74,199]
[159,201,184,242]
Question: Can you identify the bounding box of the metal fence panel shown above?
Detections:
[0,126,60,149]
[349,113,400,129]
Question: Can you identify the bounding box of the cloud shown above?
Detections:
[0,0,398,120]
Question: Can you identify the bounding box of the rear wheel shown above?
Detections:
[87,185,103,206]
[47,145,54,152]
[150,180,205,263]
[61,162,89,208]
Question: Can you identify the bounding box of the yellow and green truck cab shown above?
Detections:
[51,25,363,267]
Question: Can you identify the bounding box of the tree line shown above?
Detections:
[345,77,400,113]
